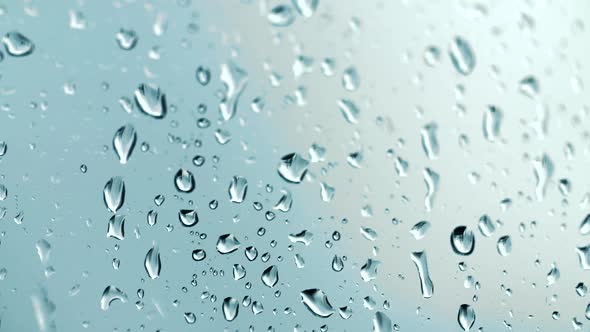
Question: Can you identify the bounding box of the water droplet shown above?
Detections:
[337,99,360,124]
[497,235,512,256]
[532,154,553,202]
[450,226,475,256]
[411,251,434,298]
[144,245,161,279]
[36,239,51,264]
[576,245,590,270]
[519,75,539,98]
[482,105,502,142]
[332,255,344,272]
[113,124,137,164]
[423,46,441,66]
[478,214,495,237]
[457,304,476,331]
[134,84,167,118]
[288,230,313,245]
[192,249,206,261]
[219,60,248,121]
[319,182,335,202]
[195,66,211,85]
[261,265,279,287]
[292,0,318,18]
[217,234,241,254]
[69,10,87,30]
[373,311,393,332]
[420,122,439,159]
[342,66,360,91]
[2,31,34,56]
[115,29,138,50]
[174,169,195,193]
[103,177,125,213]
[184,312,196,324]
[546,264,560,286]
[178,209,198,227]
[107,215,125,240]
[410,221,430,240]
[449,36,475,75]
[233,264,246,280]
[580,214,590,235]
[222,297,239,321]
[423,168,439,212]
[300,289,334,318]
[268,5,296,27]
[252,301,264,315]
[278,153,309,183]
[228,176,248,203]
[100,285,128,310]
[245,246,258,261]
[360,258,380,281]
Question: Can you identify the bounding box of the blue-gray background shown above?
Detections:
[0,0,589,331]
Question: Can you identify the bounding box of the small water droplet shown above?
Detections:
[2,31,34,56]
[222,297,239,321]
[278,153,309,183]
[450,226,475,256]
[113,124,137,164]
[174,169,195,193]
[449,36,475,75]
[457,304,476,331]
[134,84,167,118]
[103,177,125,213]
[115,29,138,50]
[300,289,334,318]
[268,5,296,27]
[217,234,241,254]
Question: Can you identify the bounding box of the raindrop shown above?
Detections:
[478,214,495,237]
[482,105,502,142]
[261,265,279,287]
[457,304,476,331]
[228,176,248,203]
[274,189,293,212]
[144,245,161,279]
[233,264,246,280]
[100,286,128,310]
[449,36,475,75]
[360,259,380,282]
[519,75,539,97]
[423,168,439,212]
[112,124,137,164]
[580,215,590,235]
[36,239,51,264]
[278,153,309,183]
[178,209,198,227]
[219,60,248,121]
[195,66,211,85]
[300,289,334,318]
[134,84,167,119]
[373,311,393,332]
[423,46,441,66]
[320,182,335,202]
[217,234,241,254]
[103,177,125,213]
[337,99,360,124]
[420,122,439,159]
[410,221,430,240]
[450,226,475,256]
[222,297,239,321]
[174,169,195,193]
[115,28,138,50]
[107,215,125,240]
[192,249,206,261]
[332,255,344,272]
[2,31,34,56]
[268,5,296,27]
[532,154,553,202]
[576,245,590,270]
[342,66,360,91]
[497,235,512,256]
[411,251,434,298]
[292,0,318,18]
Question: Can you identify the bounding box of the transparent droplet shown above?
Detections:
[423,46,441,66]
[216,234,241,254]
[337,99,360,124]
[134,84,167,118]
[292,0,318,18]
[107,215,125,240]
[373,311,393,332]
[233,264,246,280]
[420,122,439,160]
[319,182,335,202]
[178,209,198,227]
[219,60,248,121]
[449,36,475,75]
[115,28,138,50]
[497,235,512,256]
[482,105,502,142]
[144,245,161,279]
[2,31,34,56]
[278,153,309,183]
[410,221,430,240]
[174,169,195,193]
[332,255,344,272]
[411,251,434,298]
[360,258,380,282]
[519,75,539,98]
[478,214,495,237]
[192,249,206,261]
[100,285,128,310]
[195,66,211,86]
[222,297,239,321]
[342,66,360,91]
[268,5,296,27]
[113,124,137,164]
[300,289,334,318]
[261,265,279,287]
[450,226,475,256]
[228,176,248,203]
[457,304,476,331]
[103,177,125,213]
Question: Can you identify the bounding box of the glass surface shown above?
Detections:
[0,1,589,331]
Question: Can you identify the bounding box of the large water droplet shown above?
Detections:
[482,105,502,142]
[300,289,334,318]
[178,209,198,227]
[261,265,279,287]
[373,311,393,332]
[134,84,167,119]
[411,251,434,298]
[100,285,128,310]
[497,235,512,256]
[337,99,360,124]
[457,304,476,331]
[2,31,34,56]
[292,0,318,18]
[450,226,475,256]
[222,297,239,321]
[219,60,248,121]
[233,264,246,280]
[360,258,380,282]
[449,36,475,75]
[107,215,125,240]
[268,5,296,27]
[478,214,495,237]
[278,153,310,183]
[216,234,241,254]
[192,249,206,261]
[410,221,430,240]
[228,176,248,203]
[274,189,293,212]
[144,245,161,279]
[174,169,195,193]
[113,124,136,164]
[115,29,138,50]
[420,123,439,159]
[103,177,125,213]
